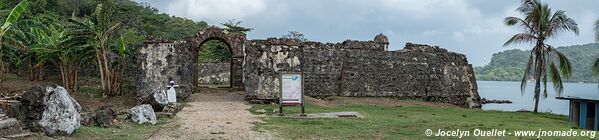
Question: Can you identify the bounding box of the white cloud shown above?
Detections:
[165,0,267,22]
[379,0,481,19]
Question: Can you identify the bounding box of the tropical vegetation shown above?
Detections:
[503,0,578,112]
[0,0,239,96]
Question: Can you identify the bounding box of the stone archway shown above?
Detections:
[188,26,246,89]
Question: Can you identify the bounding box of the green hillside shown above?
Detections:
[474,43,599,83]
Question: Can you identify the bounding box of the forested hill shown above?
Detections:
[474,43,599,83]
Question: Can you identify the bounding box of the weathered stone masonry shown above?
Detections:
[244,38,481,108]
[137,27,481,108]
[198,63,230,86]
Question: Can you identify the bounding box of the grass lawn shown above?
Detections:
[250,97,591,139]
[69,116,175,140]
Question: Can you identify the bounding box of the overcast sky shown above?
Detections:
[133,0,599,66]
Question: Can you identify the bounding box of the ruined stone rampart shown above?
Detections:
[243,39,481,108]
[136,28,480,108]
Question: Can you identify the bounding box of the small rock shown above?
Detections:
[163,103,183,114]
[93,106,117,127]
[128,104,157,125]
[226,122,232,124]
[480,98,513,104]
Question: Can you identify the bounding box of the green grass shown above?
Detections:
[251,101,591,139]
[70,114,176,140]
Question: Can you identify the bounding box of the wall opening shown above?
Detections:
[197,39,232,88]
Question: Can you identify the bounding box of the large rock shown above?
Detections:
[148,90,168,111]
[128,104,157,125]
[18,84,81,136]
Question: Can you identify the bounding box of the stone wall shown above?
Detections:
[243,39,481,108]
[339,43,480,108]
[137,41,195,101]
[244,39,303,100]
[198,63,230,86]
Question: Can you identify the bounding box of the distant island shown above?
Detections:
[474,43,599,83]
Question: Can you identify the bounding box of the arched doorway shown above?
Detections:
[197,39,231,88]
[189,26,245,90]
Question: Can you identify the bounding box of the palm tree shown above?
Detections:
[0,0,28,82]
[592,19,599,82]
[504,0,578,113]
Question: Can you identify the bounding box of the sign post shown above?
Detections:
[278,72,305,116]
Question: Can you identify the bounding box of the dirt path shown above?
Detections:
[149,89,274,140]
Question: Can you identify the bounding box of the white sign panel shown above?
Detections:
[281,73,303,105]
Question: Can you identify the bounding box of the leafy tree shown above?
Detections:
[281,31,307,41]
[69,0,123,96]
[504,0,578,112]
[221,19,252,35]
[0,0,28,82]
[30,23,90,91]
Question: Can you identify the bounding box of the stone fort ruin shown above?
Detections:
[137,27,481,108]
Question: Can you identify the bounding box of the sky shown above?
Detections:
[132,0,599,66]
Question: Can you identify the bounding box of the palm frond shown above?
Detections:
[593,57,599,75]
[594,18,599,42]
[521,54,535,95]
[505,17,534,32]
[546,10,579,38]
[503,33,537,47]
[549,62,564,96]
[1,0,28,31]
[548,46,572,79]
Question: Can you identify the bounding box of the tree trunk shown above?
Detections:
[28,58,33,81]
[102,47,112,95]
[59,61,70,92]
[95,47,106,93]
[532,43,544,113]
[69,61,79,92]
[38,64,44,81]
[0,38,4,82]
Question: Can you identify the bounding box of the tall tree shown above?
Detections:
[504,0,578,112]
[0,0,28,82]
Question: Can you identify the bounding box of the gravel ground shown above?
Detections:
[149,89,274,140]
